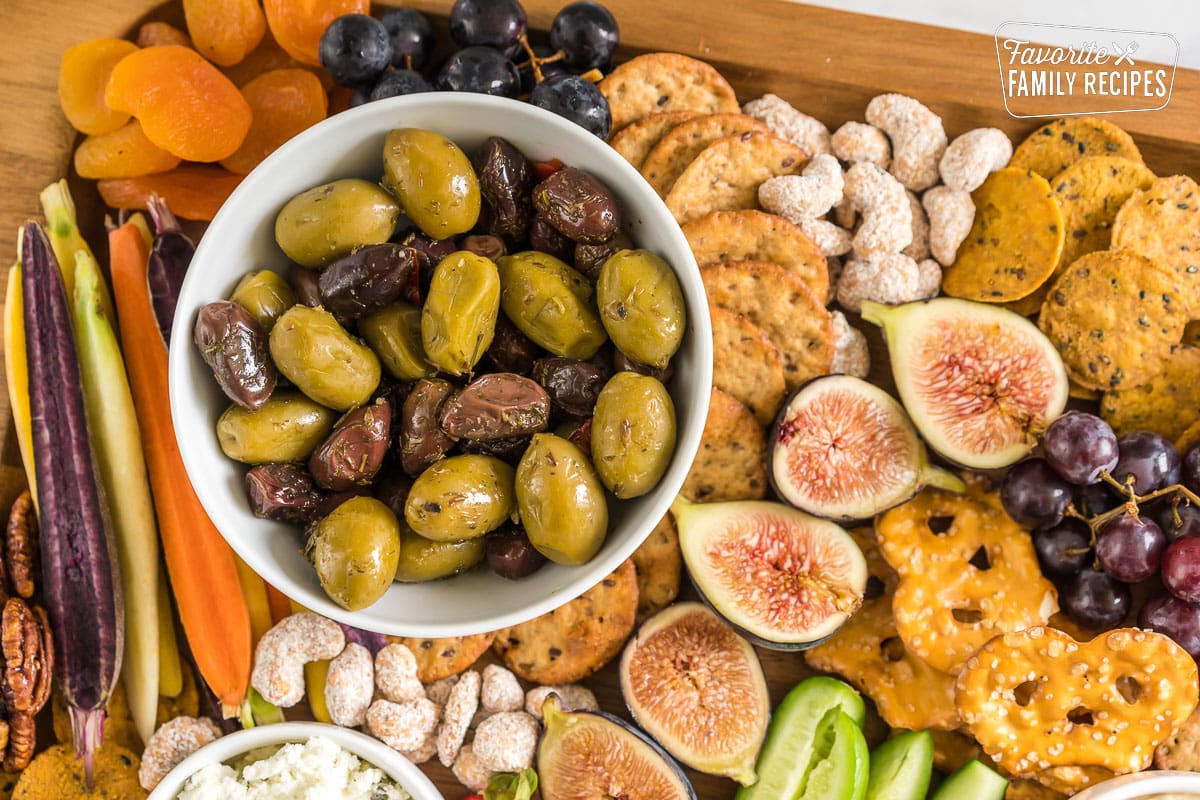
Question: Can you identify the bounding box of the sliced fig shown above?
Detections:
[672,496,869,650]
[538,694,697,800]
[861,298,1068,470]
[619,602,769,785]
[769,374,964,520]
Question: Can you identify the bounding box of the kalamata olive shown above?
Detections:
[244,463,321,523]
[217,391,337,464]
[461,234,507,261]
[317,243,417,320]
[275,178,400,267]
[399,377,458,476]
[485,523,547,580]
[383,128,481,238]
[574,230,633,281]
[531,357,607,419]
[590,372,676,499]
[405,454,516,541]
[474,136,536,241]
[359,302,433,381]
[270,305,381,411]
[459,436,531,465]
[597,249,686,369]
[374,467,415,519]
[439,373,550,441]
[484,314,543,375]
[394,524,485,582]
[290,266,323,308]
[195,300,277,411]
[533,167,620,244]
[497,251,608,359]
[314,486,374,519]
[230,270,295,331]
[567,417,592,453]
[400,230,458,304]
[308,398,392,491]
[421,250,500,376]
[613,349,674,384]
[516,433,607,564]
[528,215,574,262]
[307,496,400,610]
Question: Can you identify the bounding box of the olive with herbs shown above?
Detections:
[613,349,674,384]
[497,251,607,359]
[474,136,536,241]
[307,496,400,610]
[269,305,381,411]
[317,243,417,320]
[533,166,620,244]
[399,377,457,476]
[528,215,574,262]
[230,270,295,332]
[516,433,608,565]
[383,128,481,238]
[217,391,337,464]
[531,357,607,419]
[244,463,321,523]
[405,454,516,541]
[275,178,400,267]
[484,314,543,375]
[575,230,633,281]
[195,300,276,412]
[485,523,547,580]
[590,372,676,499]
[308,398,392,491]
[394,524,486,582]
[360,302,432,381]
[596,249,685,369]
[421,250,500,376]
[439,373,550,441]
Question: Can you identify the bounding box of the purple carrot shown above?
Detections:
[338,622,388,655]
[146,194,196,345]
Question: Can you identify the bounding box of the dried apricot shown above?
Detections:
[73,121,181,180]
[221,29,332,90]
[221,69,327,175]
[184,0,267,67]
[263,0,369,66]
[136,21,192,48]
[105,46,252,162]
[58,37,139,135]
[327,85,357,115]
[98,165,243,221]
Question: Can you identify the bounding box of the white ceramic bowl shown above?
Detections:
[169,92,712,637]
[1072,771,1200,800]
[146,721,443,800]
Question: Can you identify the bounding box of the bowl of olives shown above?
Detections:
[169,92,712,637]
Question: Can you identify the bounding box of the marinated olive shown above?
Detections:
[244,463,321,522]
[531,357,607,419]
[314,487,373,519]
[575,230,633,281]
[399,377,457,477]
[474,136,536,241]
[230,270,295,332]
[275,178,401,267]
[528,215,574,262]
[289,266,323,308]
[307,496,400,610]
[405,454,516,542]
[485,523,547,580]
[318,243,417,320]
[383,128,481,238]
[596,249,686,369]
[533,167,620,244]
[421,250,500,376]
[566,417,592,453]
[484,314,543,375]
[308,398,392,491]
[461,234,507,261]
[402,230,458,304]
[516,433,608,565]
[360,302,432,380]
[217,391,337,464]
[269,305,381,411]
[613,349,674,384]
[194,300,277,411]
[439,373,550,441]
[459,436,531,465]
[394,524,485,582]
[497,251,608,359]
[374,467,415,519]
[590,372,676,499]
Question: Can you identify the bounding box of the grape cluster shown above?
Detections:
[317,0,619,138]
[1001,411,1200,657]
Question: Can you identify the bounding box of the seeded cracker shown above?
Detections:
[395,632,497,683]
[640,113,769,197]
[681,388,768,503]
[1101,345,1200,441]
[1112,174,1200,314]
[598,52,740,132]
[710,305,787,426]
[1156,703,1200,770]
[1009,116,1143,180]
[1038,249,1187,391]
[630,512,683,623]
[608,111,699,169]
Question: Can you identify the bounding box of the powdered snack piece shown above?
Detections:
[742,93,831,156]
[864,93,947,191]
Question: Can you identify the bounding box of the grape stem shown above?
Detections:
[515,35,567,86]
[1063,469,1200,540]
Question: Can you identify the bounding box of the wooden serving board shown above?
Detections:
[2,1,1199,797]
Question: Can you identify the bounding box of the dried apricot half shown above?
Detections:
[184,0,267,67]
[136,21,192,48]
[98,165,243,221]
[221,69,328,175]
[263,0,369,66]
[58,37,139,135]
[74,120,181,179]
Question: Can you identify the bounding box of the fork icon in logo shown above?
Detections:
[1112,40,1139,66]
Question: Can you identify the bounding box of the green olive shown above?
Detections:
[405,454,515,542]
[308,496,400,610]
[516,433,608,565]
[360,302,432,380]
[230,270,295,332]
[382,129,480,239]
[421,251,500,376]
[590,372,676,499]
[497,251,608,359]
[597,249,686,369]
[216,391,336,464]
[393,523,485,582]
[275,178,400,268]
[269,305,381,411]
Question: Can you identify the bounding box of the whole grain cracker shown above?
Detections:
[608,111,699,169]
[1112,174,1200,314]
[640,113,769,197]
[710,304,787,425]
[630,512,683,623]
[598,52,739,132]
[1009,116,1143,180]
[15,744,145,800]
[681,387,768,503]
[1156,702,1200,770]
[1100,345,1200,441]
[395,631,497,683]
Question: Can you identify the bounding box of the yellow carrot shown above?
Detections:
[157,573,183,699]
[127,211,154,250]
[40,179,113,322]
[235,555,274,647]
[3,264,36,504]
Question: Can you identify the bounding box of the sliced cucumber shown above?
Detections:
[865,730,933,800]
[930,759,1008,800]
[797,709,869,800]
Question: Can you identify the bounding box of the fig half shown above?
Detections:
[619,602,769,785]
[673,496,868,650]
[538,695,697,800]
[862,298,1068,470]
[768,374,964,520]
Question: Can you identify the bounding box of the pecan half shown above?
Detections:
[30,605,52,715]
[2,711,34,772]
[4,491,36,599]
[1,598,40,713]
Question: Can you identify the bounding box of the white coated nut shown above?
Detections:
[525,684,600,721]
[375,643,424,703]
[438,669,481,767]
[835,254,921,312]
[829,311,871,379]
[831,121,891,169]
[366,697,440,753]
[916,258,943,299]
[758,153,844,220]
[425,675,458,707]
[138,716,223,791]
[251,612,345,708]
[843,162,912,257]
[742,93,831,156]
[832,196,856,229]
[400,731,437,765]
[325,642,374,728]
[902,190,931,261]
[826,256,844,296]
[923,186,976,266]
[452,743,495,793]
[865,93,947,191]
[481,664,524,713]
[472,711,540,773]
[939,127,1013,192]
[797,218,853,257]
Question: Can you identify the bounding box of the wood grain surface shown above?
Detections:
[0,1,1198,797]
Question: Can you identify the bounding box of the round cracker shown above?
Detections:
[13,743,145,800]
[630,513,682,623]
[608,111,699,170]
[710,305,787,425]
[942,167,1064,302]
[1112,174,1200,315]
[1100,345,1200,441]
[681,387,768,503]
[599,52,740,132]
[1009,116,1143,180]
[640,113,768,197]
[1038,249,1187,391]
[395,632,497,683]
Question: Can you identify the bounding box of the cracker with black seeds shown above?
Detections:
[492,559,638,684]
[1101,345,1200,442]
[1112,174,1200,314]
[710,304,787,425]
[630,513,682,623]
[640,113,769,197]
[1158,702,1200,771]
[396,631,497,683]
[1009,117,1143,180]
[680,387,768,503]
[608,110,699,169]
[13,744,145,800]
[598,52,740,132]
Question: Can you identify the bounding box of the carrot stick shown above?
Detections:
[108,222,251,717]
[4,263,36,504]
[264,583,293,626]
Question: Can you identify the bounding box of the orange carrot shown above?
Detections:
[107,222,251,717]
[264,583,294,626]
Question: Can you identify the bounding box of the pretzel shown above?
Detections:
[956,626,1200,778]
[1031,765,1115,795]
[874,488,1058,674]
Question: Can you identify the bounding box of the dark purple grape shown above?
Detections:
[1001,459,1073,528]
[449,0,527,51]
[1095,513,1166,583]
[530,74,612,138]
[1110,431,1182,497]
[1062,568,1132,629]
[550,1,619,72]
[379,7,434,69]
[1042,411,1119,485]
[1075,481,1120,518]
[485,524,547,579]
[1139,591,1200,660]
[369,69,434,100]
[1163,535,1200,602]
[1184,445,1200,495]
[318,14,393,88]
[435,46,520,97]
[1155,499,1200,542]
[1032,519,1092,578]
[519,44,569,94]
